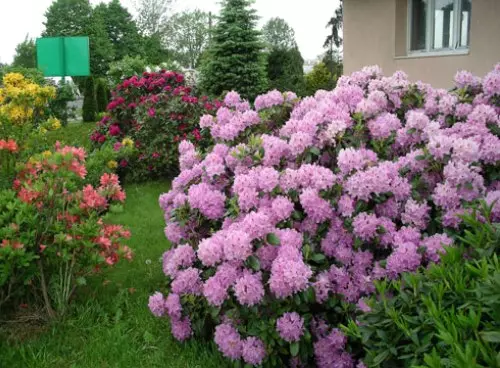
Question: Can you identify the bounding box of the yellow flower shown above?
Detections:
[40,127,47,134]
[49,118,61,130]
[122,137,134,148]
[3,73,25,87]
[107,160,118,169]
[42,150,52,159]
[28,156,39,165]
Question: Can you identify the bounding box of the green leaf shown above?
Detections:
[310,147,320,156]
[247,255,261,271]
[311,253,326,263]
[372,350,390,365]
[480,331,500,343]
[266,233,280,246]
[290,342,299,357]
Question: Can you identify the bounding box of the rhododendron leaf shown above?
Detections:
[310,147,320,156]
[247,255,261,271]
[311,253,326,263]
[480,331,500,343]
[266,233,280,246]
[290,341,299,356]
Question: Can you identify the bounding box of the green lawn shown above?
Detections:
[0,125,226,368]
[45,121,95,151]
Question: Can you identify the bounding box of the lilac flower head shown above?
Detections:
[171,317,192,341]
[242,337,267,365]
[148,292,166,317]
[421,234,453,262]
[171,268,203,295]
[276,312,305,342]
[214,323,242,360]
[165,293,182,320]
[233,271,265,306]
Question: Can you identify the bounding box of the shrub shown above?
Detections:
[305,62,335,96]
[82,77,97,122]
[96,78,109,113]
[108,55,148,87]
[0,190,38,309]
[48,79,77,126]
[150,64,500,367]
[90,71,218,181]
[0,144,131,317]
[0,72,56,126]
[345,205,500,367]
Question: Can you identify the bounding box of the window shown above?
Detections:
[409,0,471,53]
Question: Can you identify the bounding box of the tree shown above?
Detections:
[305,62,334,95]
[200,0,267,100]
[322,49,343,79]
[324,0,343,50]
[12,36,37,69]
[262,18,304,95]
[43,0,92,37]
[134,0,174,36]
[82,77,97,122]
[43,0,114,77]
[142,33,171,65]
[262,17,296,50]
[267,48,305,95]
[164,10,210,69]
[94,0,143,61]
[86,11,115,76]
[324,1,343,79]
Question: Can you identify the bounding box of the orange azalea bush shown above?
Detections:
[0,143,131,317]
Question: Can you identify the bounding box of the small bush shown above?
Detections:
[0,144,131,317]
[82,77,97,122]
[345,205,500,367]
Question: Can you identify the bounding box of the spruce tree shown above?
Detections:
[82,77,97,122]
[200,0,267,100]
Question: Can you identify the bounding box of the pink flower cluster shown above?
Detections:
[151,65,500,366]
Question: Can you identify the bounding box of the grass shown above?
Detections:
[0,124,227,368]
[45,120,95,151]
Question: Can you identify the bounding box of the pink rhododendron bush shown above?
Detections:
[150,65,500,367]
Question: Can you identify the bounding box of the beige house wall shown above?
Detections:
[343,0,500,88]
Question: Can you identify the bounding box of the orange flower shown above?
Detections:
[0,139,18,152]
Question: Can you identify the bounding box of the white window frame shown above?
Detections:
[407,0,471,57]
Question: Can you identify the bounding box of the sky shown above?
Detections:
[0,0,340,65]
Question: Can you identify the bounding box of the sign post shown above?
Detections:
[36,37,90,78]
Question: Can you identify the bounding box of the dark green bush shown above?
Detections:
[82,77,97,122]
[345,204,500,368]
[96,78,109,113]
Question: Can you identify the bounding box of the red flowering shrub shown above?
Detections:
[91,71,219,181]
[1,143,131,317]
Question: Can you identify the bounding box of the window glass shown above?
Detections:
[433,0,455,49]
[410,0,428,51]
[459,0,472,47]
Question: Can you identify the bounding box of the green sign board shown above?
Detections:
[36,37,90,77]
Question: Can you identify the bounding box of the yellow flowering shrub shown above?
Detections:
[0,73,56,124]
